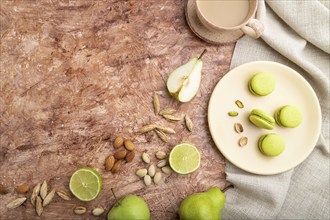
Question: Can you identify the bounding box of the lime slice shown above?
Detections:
[169,143,201,174]
[69,168,102,201]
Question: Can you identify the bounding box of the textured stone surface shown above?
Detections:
[0,0,235,219]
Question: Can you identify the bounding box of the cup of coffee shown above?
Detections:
[196,0,264,39]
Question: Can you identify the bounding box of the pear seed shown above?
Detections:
[144,175,152,186]
[153,172,162,185]
[157,159,167,168]
[136,168,148,178]
[161,166,173,174]
[155,151,167,160]
[74,206,87,215]
[142,152,150,164]
[148,164,156,177]
[92,207,104,216]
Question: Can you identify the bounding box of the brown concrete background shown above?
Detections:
[0,0,235,219]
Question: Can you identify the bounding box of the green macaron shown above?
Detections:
[248,72,275,96]
[249,109,275,130]
[258,133,285,157]
[275,105,303,128]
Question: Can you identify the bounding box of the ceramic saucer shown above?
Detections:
[185,0,244,44]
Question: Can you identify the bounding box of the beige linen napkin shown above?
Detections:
[223,0,330,219]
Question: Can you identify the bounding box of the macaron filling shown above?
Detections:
[249,109,275,130]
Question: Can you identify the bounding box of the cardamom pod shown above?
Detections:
[6,197,27,209]
[56,190,72,201]
[36,196,43,216]
[153,92,160,115]
[162,114,182,121]
[140,124,157,133]
[31,183,41,206]
[185,114,193,132]
[155,125,176,134]
[159,108,176,115]
[40,181,48,200]
[43,189,55,207]
[155,129,169,143]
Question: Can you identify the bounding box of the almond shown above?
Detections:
[111,160,122,173]
[125,151,135,162]
[114,150,127,160]
[15,184,29,194]
[114,137,124,149]
[124,140,135,151]
[105,155,115,171]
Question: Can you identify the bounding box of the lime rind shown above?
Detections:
[69,168,102,201]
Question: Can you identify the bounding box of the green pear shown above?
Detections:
[179,187,226,220]
[166,50,206,102]
[107,194,150,220]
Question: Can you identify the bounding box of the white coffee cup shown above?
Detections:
[196,0,264,39]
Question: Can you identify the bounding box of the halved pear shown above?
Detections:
[166,51,205,102]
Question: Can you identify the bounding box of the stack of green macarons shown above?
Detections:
[247,72,303,157]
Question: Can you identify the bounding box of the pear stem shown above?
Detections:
[222,184,234,192]
[198,49,207,60]
[111,188,121,205]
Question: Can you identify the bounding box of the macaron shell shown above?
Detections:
[275,105,303,128]
[249,109,275,130]
[258,134,285,157]
[248,72,275,96]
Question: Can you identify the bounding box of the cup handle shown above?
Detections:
[240,19,264,39]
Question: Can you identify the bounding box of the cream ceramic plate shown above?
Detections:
[208,61,322,175]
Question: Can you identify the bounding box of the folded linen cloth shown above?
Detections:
[222,0,330,219]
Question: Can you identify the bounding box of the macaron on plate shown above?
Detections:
[208,61,321,175]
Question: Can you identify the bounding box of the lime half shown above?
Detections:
[69,168,102,201]
[169,143,201,174]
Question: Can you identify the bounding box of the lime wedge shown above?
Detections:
[169,143,201,174]
[69,168,102,201]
